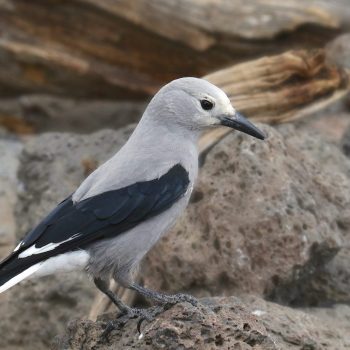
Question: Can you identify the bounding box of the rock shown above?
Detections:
[326,33,350,69]
[143,124,350,306]
[305,302,350,342]
[0,137,22,310]
[326,33,350,109]
[0,137,22,257]
[52,296,349,349]
[241,295,350,349]
[341,124,350,157]
[295,111,350,144]
[0,274,94,350]
[0,96,146,134]
[0,127,134,350]
[2,122,350,349]
[306,247,350,305]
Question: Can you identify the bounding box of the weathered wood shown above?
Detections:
[207,49,349,123]
[0,0,346,98]
[0,49,348,135]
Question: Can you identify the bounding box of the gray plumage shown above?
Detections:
[0,77,265,309]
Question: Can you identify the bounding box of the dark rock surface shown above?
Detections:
[144,124,350,306]
[53,296,349,350]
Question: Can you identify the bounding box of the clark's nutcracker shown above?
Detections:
[0,78,265,328]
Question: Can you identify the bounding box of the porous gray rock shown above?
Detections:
[52,298,276,350]
[0,127,134,350]
[241,295,350,349]
[144,124,350,305]
[52,296,349,350]
[0,138,22,258]
[326,34,350,110]
[341,124,350,157]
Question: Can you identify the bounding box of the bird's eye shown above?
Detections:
[200,99,214,110]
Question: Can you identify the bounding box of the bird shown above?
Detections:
[0,77,265,329]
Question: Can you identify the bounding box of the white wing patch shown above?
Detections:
[13,242,24,252]
[185,184,193,195]
[18,234,81,258]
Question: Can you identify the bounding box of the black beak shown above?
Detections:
[219,112,266,140]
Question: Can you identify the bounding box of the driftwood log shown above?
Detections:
[0,48,348,135]
[88,48,350,320]
[0,0,349,99]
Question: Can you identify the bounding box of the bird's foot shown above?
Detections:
[132,292,200,335]
[100,305,165,341]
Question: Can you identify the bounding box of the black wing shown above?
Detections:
[0,164,189,272]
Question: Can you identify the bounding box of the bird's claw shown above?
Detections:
[99,293,199,341]
[100,311,132,342]
[136,293,199,333]
[99,305,165,341]
[136,305,165,334]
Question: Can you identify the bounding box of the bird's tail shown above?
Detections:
[0,253,41,293]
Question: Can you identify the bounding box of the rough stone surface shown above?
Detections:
[0,138,22,257]
[326,33,350,69]
[305,302,350,343]
[295,108,350,144]
[52,296,349,350]
[326,34,350,109]
[240,295,350,349]
[0,127,134,350]
[143,124,350,306]
[341,124,350,157]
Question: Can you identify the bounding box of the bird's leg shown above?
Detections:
[124,283,199,334]
[93,277,130,314]
[94,278,165,339]
[96,279,198,339]
[130,283,199,307]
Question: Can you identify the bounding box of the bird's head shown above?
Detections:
[146,77,265,140]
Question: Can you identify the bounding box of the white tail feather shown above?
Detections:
[0,263,42,293]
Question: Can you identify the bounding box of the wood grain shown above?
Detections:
[0,0,345,98]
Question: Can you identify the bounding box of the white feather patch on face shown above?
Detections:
[18,234,81,258]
